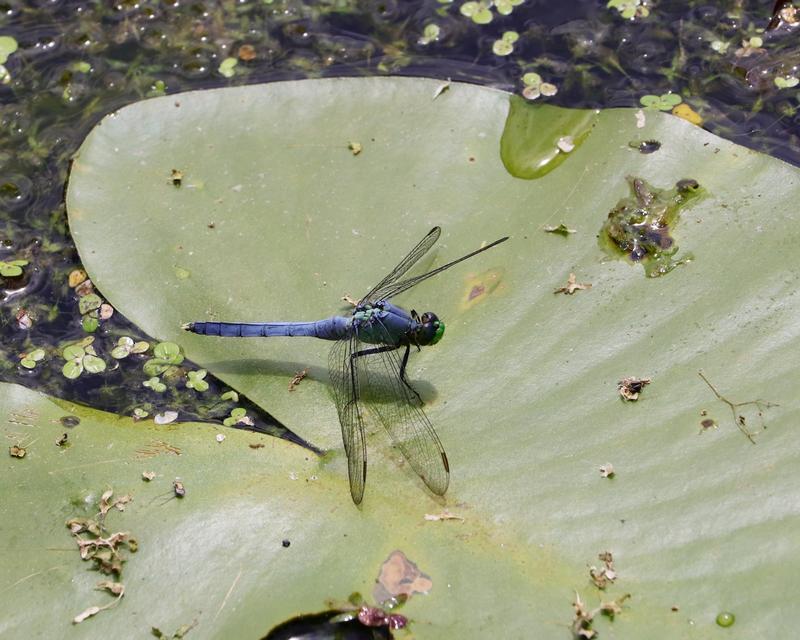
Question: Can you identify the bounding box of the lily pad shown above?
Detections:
[65,77,800,636]
[0,381,569,638]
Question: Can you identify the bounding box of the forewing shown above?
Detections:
[360,227,441,304]
[359,321,450,496]
[368,235,509,303]
[328,335,367,505]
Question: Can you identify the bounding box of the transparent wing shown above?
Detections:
[360,227,441,304]
[328,335,368,505]
[358,319,450,496]
[368,235,509,303]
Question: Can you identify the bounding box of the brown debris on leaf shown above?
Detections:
[543,224,576,236]
[700,418,717,432]
[135,440,182,458]
[67,489,137,625]
[555,273,592,295]
[618,377,651,401]
[288,368,308,391]
[589,551,617,589]
[571,591,631,639]
[423,511,465,522]
[9,444,26,458]
[72,581,125,624]
[152,619,198,638]
[599,463,615,479]
[697,371,777,444]
[98,489,132,522]
[66,491,137,574]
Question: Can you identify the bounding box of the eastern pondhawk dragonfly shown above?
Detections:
[183,227,508,504]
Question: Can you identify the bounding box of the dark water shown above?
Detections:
[0,0,797,442]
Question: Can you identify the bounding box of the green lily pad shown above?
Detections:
[65,77,800,636]
[2,381,564,638]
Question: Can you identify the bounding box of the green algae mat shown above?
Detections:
[4,77,799,638]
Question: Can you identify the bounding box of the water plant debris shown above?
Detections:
[618,377,651,401]
[555,273,592,295]
[571,591,631,639]
[697,371,776,443]
[288,369,308,391]
[599,176,703,277]
[589,551,617,589]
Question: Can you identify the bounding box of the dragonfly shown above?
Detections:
[183,227,509,504]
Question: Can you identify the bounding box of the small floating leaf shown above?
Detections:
[62,344,85,360]
[62,360,84,379]
[0,35,18,64]
[672,103,703,126]
[67,269,88,289]
[774,76,799,89]
[492,39,513,56]
[186,369,209,392]
[143,377,166,393]
[522,72,542,87]
[111,337,134,359]
[418,23,440,45]
[81,315,99,333]
[78,293,103,315]
[154,342,182,361]
[640,92,682,111]
[0,259,28,277]
[154,411,178,424]
[218,57,238,78]
[82,355,106,374]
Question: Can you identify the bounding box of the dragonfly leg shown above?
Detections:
[351,344,400,363]
[351,344,424,404]
[398,344,424,404]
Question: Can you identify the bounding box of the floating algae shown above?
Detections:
[599,176,704,277]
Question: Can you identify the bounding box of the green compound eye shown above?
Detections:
[430,320,445,345]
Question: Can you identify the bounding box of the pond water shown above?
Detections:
[0,0,797,437]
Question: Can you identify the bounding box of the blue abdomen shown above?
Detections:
[184,316,350,341]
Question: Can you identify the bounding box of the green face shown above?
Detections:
[416,311,445,346]
[430,319,445,345]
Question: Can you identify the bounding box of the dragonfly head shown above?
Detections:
[415,312,445,346]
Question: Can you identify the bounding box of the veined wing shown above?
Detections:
[359,319,450,496]
[367,235,509,303]
[360,227,441,304]
[328,334,368,505]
